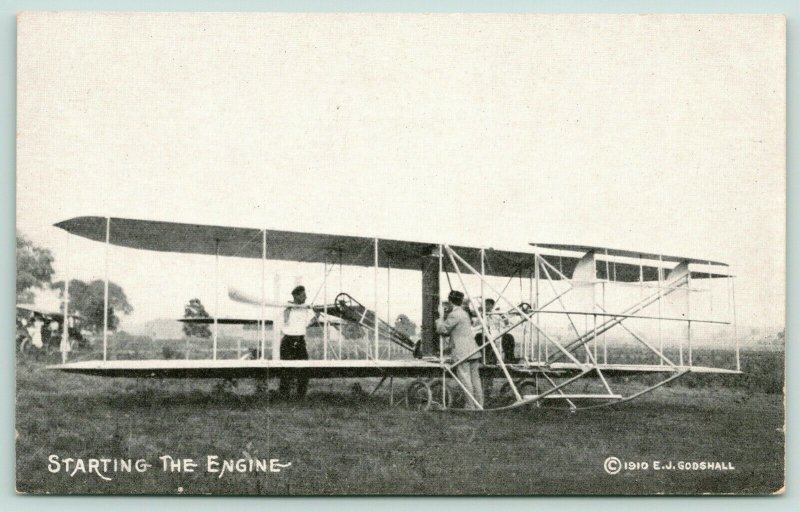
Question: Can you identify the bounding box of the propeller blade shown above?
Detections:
[227,287,312,308]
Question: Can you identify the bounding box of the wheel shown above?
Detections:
[68,336,85,351]
[429,379,455,410]
[518,380,538,398]
[17,335,31,353]
[496,379,537,406]
[405,379,432,411]
[497,382,513,406]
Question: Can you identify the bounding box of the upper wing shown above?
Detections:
[531,243,730,282]
[54,216,535,277]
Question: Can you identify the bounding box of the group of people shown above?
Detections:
[274,284,516,410]
[472,298,516,366]
[434,291,516,410]
[17,313,60,353]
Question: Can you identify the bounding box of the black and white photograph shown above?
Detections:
[14,12,785,495]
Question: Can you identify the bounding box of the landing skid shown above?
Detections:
[401,367,694,412]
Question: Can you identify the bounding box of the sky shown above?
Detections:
[16,13,785,333]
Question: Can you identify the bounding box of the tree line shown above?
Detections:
[18,231,419,339]
[16,232,132,332]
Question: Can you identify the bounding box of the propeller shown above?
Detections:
[227,287,313,308]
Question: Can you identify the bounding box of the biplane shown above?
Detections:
[48,216,741,412]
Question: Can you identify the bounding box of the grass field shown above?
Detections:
[15,350,784,495]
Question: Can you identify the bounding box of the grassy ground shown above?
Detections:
[15,351,784,495]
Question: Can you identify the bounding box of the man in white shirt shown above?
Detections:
[29,314,44,350]
[278,286,317,400]
[475,298,516,364]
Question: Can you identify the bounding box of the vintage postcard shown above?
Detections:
[15,12,785,495]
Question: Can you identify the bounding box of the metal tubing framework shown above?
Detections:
[338,252,343,360]
[552,275,691,359]
[59,221,741,412]
[731,276,740,371]
[273,273,281,360]
[386,265,391,360]
[374,238,379,360]
[61,233,71,363]
[438,245,443,362]
[323,257,329,360]
[687,271,693,367]
[536,260,614,396]
[444,245,521,404]
[449,246,735,411]
[103,217,110,361]
[260,230,266,359]
[213,240,219,360]
[542,373,578,410]
[480,249,486,365]
[594,304,678,367]
[539,254,691,367]
[535,248,541,363]
[658,255,664,364]
[577,370,689,411]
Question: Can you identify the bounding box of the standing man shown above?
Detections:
[436,290,483,410]
[278,285,317,400]
[480,298,516,364]
[29,314,44,350]
[474,298,496,364]
[48,318,60,352]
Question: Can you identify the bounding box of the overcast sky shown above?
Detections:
[16,13,785,333]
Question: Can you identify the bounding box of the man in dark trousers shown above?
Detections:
[477,298,516,364]
[278,285,317,399]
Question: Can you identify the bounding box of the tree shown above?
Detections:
[16,233,54,303]
[394,314,417,338]
[53,279,133,332]
[182,298,211,338]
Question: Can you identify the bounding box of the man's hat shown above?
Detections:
[447,290,465,305]
[291,285,305,296]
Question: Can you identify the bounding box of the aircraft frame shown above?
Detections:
[48,216,741,412]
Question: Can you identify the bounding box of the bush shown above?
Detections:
[162,345,176,360]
